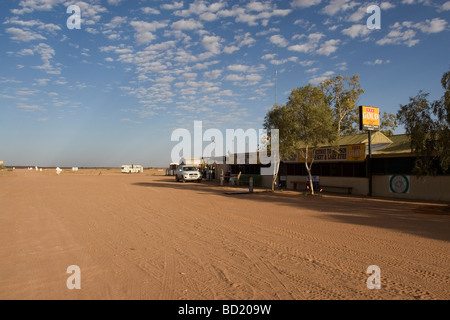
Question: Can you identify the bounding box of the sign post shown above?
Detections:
[359,106,380,197]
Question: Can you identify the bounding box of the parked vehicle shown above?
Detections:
[175,166,202,183]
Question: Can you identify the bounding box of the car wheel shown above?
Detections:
[182,178,186,183]
[175,175,179,182]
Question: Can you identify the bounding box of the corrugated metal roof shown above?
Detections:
[298,132,412,157]
[373,134,412,156]
[337,131,393,146]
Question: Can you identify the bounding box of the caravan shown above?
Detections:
[121,165,144,174]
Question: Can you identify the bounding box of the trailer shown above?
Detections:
[121,165,144,173]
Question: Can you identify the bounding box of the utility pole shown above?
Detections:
[275,68,278,105]
[368,130,372,196]
[359,106,380,197]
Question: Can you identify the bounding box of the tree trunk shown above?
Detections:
[304,146,315,195]
[271,153,280,191]
[306,167,314,195]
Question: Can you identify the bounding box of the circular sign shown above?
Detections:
[390,175,410,194]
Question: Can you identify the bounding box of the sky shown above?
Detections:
[0,0,449,168]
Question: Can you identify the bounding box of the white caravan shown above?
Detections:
[121,165,144,173]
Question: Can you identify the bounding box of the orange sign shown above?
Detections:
[359,106,380,131]
[347,144,366,162]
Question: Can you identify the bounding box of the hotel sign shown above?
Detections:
[359,106,380,131]
[299,144,366,163]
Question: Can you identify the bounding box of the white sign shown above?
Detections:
[389,175,410,194]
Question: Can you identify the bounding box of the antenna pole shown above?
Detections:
[275,68,278,105]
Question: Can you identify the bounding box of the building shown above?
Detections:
[216,132,450,202]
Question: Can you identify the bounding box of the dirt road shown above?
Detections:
[0,169,449,300]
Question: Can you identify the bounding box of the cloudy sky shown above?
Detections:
[0,0,449,167]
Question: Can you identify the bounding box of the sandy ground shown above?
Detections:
[0,168,449,300]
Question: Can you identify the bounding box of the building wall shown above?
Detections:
[372,175,450,202]
[285,175,369,195]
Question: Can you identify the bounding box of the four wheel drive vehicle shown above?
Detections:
[175,166,202,183]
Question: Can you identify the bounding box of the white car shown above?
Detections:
[175,166,202,183]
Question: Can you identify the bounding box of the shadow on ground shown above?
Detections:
[132,178,450,243]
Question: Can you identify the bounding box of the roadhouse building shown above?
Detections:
[214,132,450,202]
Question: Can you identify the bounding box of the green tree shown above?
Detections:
[397,69,450,176]
[380,112,398,136]
[264,84,336,194]
[321,75,365,136]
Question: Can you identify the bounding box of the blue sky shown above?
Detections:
[0,0,449,167]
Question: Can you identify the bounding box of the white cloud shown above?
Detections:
[11,0,64,15]
[34,78,50,86]
[365,59,391,65]
[171,19,203,30]
[33,43,61,74]
[441,1,450,11]
[376,23,419,47]
[347,6,367,22]
[65,1,107,26]
[17,103,46,112]
[288,32,324,54]
[204,69,222,80]
[316,39,340,56]
[235,32,256,47]
[309,71,335,85]
[6,27,46,42]
[380,2,396,10]
[223,45,240,54]
[268,57,298,65]
[217,3,291,27]
[4,17,61,34]
[199,12,218,21]
[130,20,168,45]
[342,24,371,38]
[291,0,322,8]
[270,34,289,47]
[262,53,276,60]
[336,62,348,70]
[412,18,447,34]
[247,1,271,12]
[107,0,122,5]
[225,74,262,84]
[141,7,160,15]
[161,2,184,10]
[401,0,433,4]
[306,67,319,73]
[18,48,35,56]
[105,16,128,29]
[321,0,358,16]
[175,0,225,18]
[202,35,222,54]
[228,64,249,72]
